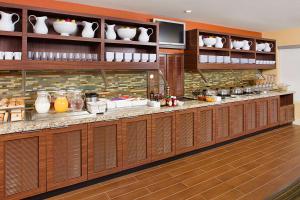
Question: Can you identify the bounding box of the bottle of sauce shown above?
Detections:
[54,90,69,113]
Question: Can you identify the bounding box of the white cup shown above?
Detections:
[0,51,4,60]
[4,52,14,60]
[208,55,216,63]
[115,52,123,62]
[13,52,22,60]
[149,54,157,62]
[106,52,114,62]
[133,53,141,62]
[224,56,230,64]
[199,55,208,63]
[141,53,149,62]
[216,56,224,63]
[124,52,132,62]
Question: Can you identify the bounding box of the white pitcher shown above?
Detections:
[199,35,204,47]
[138,27,153,42]
[0,11,20,32]
[35,91,51,114]
[215,37,226,48]
[264,43,273,52]
[105,24,116,40]
[28,15,48,34]
[82,21,99,38]
[242,40,253,51]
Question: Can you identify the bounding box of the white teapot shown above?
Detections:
[242,40,253,51]
[264,43,273,52]
[232,40,244,50]
[28,15,48,34]
[256,43,266,51]
[199,35,204,47]
[138,27,153,42]
[215,36,226,48]
[82,21,99,38]
[0,11,20,32]
[105,24,116,40]
[35,91,51,114]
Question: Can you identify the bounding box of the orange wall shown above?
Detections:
[1,0,261,53]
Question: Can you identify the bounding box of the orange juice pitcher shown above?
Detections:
[54,90,69,113]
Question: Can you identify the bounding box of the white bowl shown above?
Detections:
[232,41,244,50]
[203,37,217,47]
[53,21,77,36]
[117,27,136,41]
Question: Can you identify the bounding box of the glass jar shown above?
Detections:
[70,89,84,112]
[35,91,51,114]
[54,90,68,113]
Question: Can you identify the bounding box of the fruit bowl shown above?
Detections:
[117,27,136,41]
[53,20,77,36]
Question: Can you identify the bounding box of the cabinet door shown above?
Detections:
[256,99,269,130]
[175,109,198,154]
[279,107,287,125]
[286,105,295,123]
[151,112,175,161]
[245,100,257,134]
[215,105,230,143]
[159,54,167,78]
[0,132,46,200]
[268,97,280,127]
[198,107,215,148]
[46,124,88,191]
[88,121,122,180]
[122,115,151,169]
[230,102,245,138]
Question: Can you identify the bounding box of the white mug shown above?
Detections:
[141,53,149,62]
[14,52,22,60]
[0,51,4,60]
[4,52,14,60]
[106,52,114,62]
[133,53,141,62]
[149,54,157,62]
[115,52,123,62]
[124,53,132,62]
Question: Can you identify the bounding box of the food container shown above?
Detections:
[87,101,106,114]
[148,100,160,108]
[231,87,244,95]
[218,88,231,96]
[10,109,25,122]
[244,86,254,94]
[85,93,98,103]
[203,88,218,96]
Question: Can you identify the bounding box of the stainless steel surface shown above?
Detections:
[217,88,231,96]
[231,87,244,95]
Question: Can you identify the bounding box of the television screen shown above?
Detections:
[153,19,185,49]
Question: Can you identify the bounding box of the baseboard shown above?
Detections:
[293,119,300,125]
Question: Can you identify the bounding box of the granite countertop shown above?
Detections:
[0,91,294,135]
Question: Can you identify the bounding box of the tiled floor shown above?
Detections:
[49,125,300,200]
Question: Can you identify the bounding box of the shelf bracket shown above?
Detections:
[100,69,108,91]
[197,69,209,84]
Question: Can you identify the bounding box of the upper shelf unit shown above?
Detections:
[185,29,276,70]
[0,3,159,70]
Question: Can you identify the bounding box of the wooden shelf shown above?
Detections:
[0,31,22,37]
[27,33,101,43]
[256,51,276,55]
[105,39,157,46]
[199,47,230,52]
[0,60,23,70]
[100,61,159,70]
[197,63,276,70]
[230,49,256,53]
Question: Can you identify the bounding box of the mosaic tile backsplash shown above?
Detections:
[0,69,258,100]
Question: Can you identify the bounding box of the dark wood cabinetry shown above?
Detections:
[215,105,230,142]
[159,54,184,97]
[268,96,280,127]
[197,107,215,148]
[46,124,88,191]
[175,109,198,154]
[256,99,269,130]
[122,115,152,169]
[151,112,175,161]
[280,94,295,125]
[87,121,122,180]
[230,102,245,138]
[0,131,46,200]
[244,100,257,134]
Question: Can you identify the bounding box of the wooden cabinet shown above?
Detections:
[151,112,175,161]
[215,105,230,143]
[268,97,280,127]
[0,131,46,200]
[160,54,184,97]
[230,102,245,138]
[87,121,122,180]
[244,100,257,134]
[280,105,295,125]
[175,109,198,154]
[46,124,88,191]
[122,115,152,169]
[256,99,269,130]
[197,107,215,148]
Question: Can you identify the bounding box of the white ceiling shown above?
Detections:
[59,0,300,32]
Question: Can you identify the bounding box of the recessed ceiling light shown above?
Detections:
[185,10,192,14]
